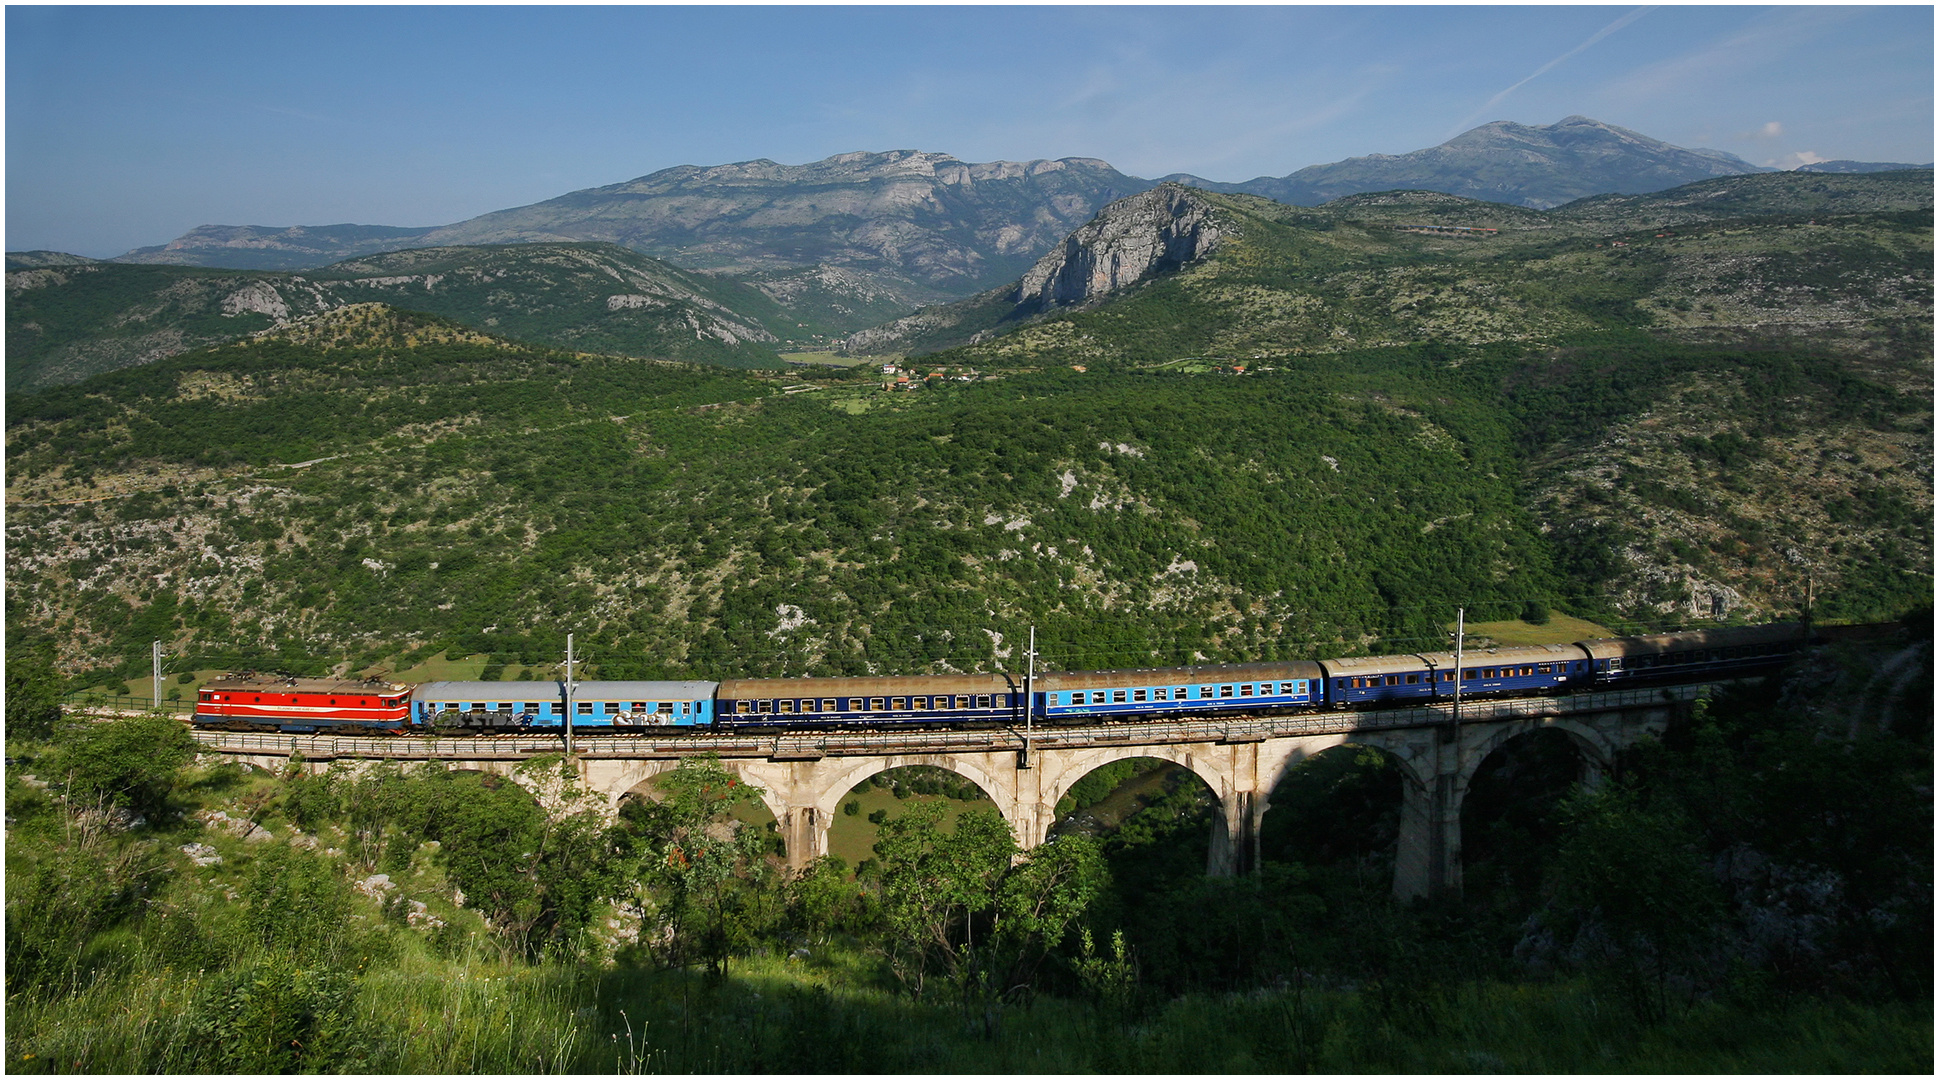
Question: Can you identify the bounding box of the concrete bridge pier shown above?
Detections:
[1391,761,1462,901]
[1207,789,1260,877]
[780,804,827,867]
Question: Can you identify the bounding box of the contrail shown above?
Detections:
[1445,6,1656,138]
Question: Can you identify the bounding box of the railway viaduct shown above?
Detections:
[192,684,1710,899]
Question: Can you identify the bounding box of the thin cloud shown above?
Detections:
[1598,7,1860,108]
[1445,7,1656,138]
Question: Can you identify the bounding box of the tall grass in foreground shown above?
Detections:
[9,950,1930,1073]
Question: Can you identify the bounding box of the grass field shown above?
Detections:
[825,786,998,865]
[1457,610,1616,647]
[778,351,872,368]
[388,651,497,684]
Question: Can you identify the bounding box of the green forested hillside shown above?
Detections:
[901,185,1931,367]
[5,244,791,390]
[6,305,1927,690]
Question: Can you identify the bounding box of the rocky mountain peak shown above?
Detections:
[1014,183,1226,310]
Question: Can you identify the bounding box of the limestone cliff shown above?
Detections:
[843,184,1227,355]
[1013,183,1226,311]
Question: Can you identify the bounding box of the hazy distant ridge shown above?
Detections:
[102,117,1771,277]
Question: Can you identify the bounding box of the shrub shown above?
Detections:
[54,715,197,819]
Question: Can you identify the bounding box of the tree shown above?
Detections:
[619,755,771,976]
[1547,784,1723,1019]
[54,714,196,820]
[870,803,1105,1012]
[5,646,64,738]
[871,801,1015,1002]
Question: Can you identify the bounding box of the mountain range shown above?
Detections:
[107,117,1783,302]
[1160,115,1771,208]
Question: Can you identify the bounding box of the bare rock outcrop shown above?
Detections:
[841,184,1227,355]
[1014,183,1226,310]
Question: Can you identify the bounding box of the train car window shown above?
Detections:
[656,702,674,714]
[890,697,907,710]
[1133,689,1147,702]
[1239,684,1253,696]
[975,695,992,708]
[821,699,836,712]
[578,702,595,714]
[1405,674,1418,684]
[1112,690,1127,703]
[1537,664,1551,675]
[1220,685,1234,698]
[779,700,797,713]
[870,698,886,710]
[757,701,774,713]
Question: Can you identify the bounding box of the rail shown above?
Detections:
[182,683,1713,762]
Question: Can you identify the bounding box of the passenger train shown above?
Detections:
[190,622,1808,735]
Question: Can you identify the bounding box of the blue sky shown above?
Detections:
[8,5,1932,257]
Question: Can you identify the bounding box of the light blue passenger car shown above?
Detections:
[414,680,717,729]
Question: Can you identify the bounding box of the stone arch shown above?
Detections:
[1258,733,1436,814]
[1456,717,1616,803]
[1038,745,1234,847]
[605,759,794,835]
[1256,737,1419,872]
[810,754,1012,841]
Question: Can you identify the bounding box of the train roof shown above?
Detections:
[415,680,718,700]
[717,673,1017,697]
[1413,643,1586,669]
[1036,661,1323,691]
[1316,654,1437,677]
[576,681,719,699]
[416,681,563,700]
[1575,622,1804,659]
[205,673,409,694]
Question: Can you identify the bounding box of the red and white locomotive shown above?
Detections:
[195,672,414,732]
